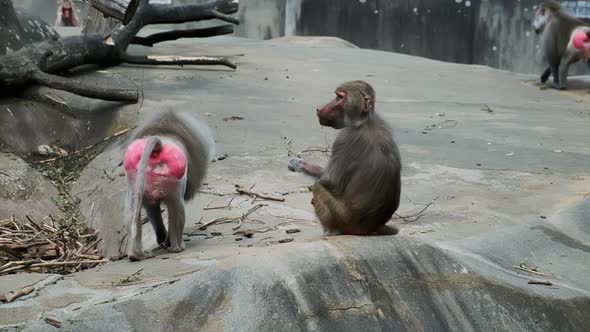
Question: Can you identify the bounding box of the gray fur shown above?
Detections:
[289,81,401,235]
[128,109,215,201]
[319,112,402,229]
[124,109,215,261]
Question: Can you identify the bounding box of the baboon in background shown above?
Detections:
[534,0,590,89]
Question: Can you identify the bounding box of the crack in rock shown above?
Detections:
[305,303,374,320]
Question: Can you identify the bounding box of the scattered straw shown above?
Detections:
[0,215,106,275]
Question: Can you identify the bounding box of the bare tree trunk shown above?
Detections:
[0,0,26,53]
[0,0,240,103]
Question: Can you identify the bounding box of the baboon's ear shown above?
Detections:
[363,95,373,113]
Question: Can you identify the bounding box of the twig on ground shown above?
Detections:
[232,221,297,236]
[528,280,553,286]
[44,317,62,328]
[1,286,34,303]
[263,210,315,223]
[482,104,495,114]
[204,195,236,210]
[513,265,559,278]
[393,196,440,222]
[199,204,267,231]
[235,185,285,202]
[300,146,332,155]
[32,128,131,164]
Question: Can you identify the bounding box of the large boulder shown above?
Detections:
[0,152,60,220]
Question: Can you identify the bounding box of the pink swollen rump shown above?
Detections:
[573,31,589,49]
[124,138,187,179]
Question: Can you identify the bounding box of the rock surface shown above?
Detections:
[0,153,60,221]
[1,30,590,331]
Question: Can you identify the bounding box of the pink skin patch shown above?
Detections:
[124,139,187,180]
[573,31,589,50]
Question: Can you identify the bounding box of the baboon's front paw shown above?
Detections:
[288,158,304,172]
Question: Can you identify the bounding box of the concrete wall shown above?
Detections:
[10,0,590,75]
[294,0,478,65]
[234,0,590,75]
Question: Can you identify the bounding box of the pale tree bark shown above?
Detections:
[83,7,122,34]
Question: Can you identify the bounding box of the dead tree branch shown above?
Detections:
[31,71,139,102]
[131,25,235,47]
[0,0,240,103]
[122,54,237,70]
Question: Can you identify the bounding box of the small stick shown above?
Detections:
[42,224,58,233]
[80,238,102,255]
[234,216,243,230]
[199,204,267,231]
[131,268,143,277]
[0,260,39,273]
[513,265,557,278]
[10,220,20,231]
[25,215,43,232]
[393,196,440,222]
[32,128,131,164]
[45,317,62,328]
[528,280,553,286]
[199,217,232,230]
[235,186,285,202]
[29,259,108,268]
[233,204,266,231]
[203,195,236,210]
[3,241,49,250]
[75,253,103,260]
[300,146,332,154]
[4,286,34,303]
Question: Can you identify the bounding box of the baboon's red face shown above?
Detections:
[316,90,347,129]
